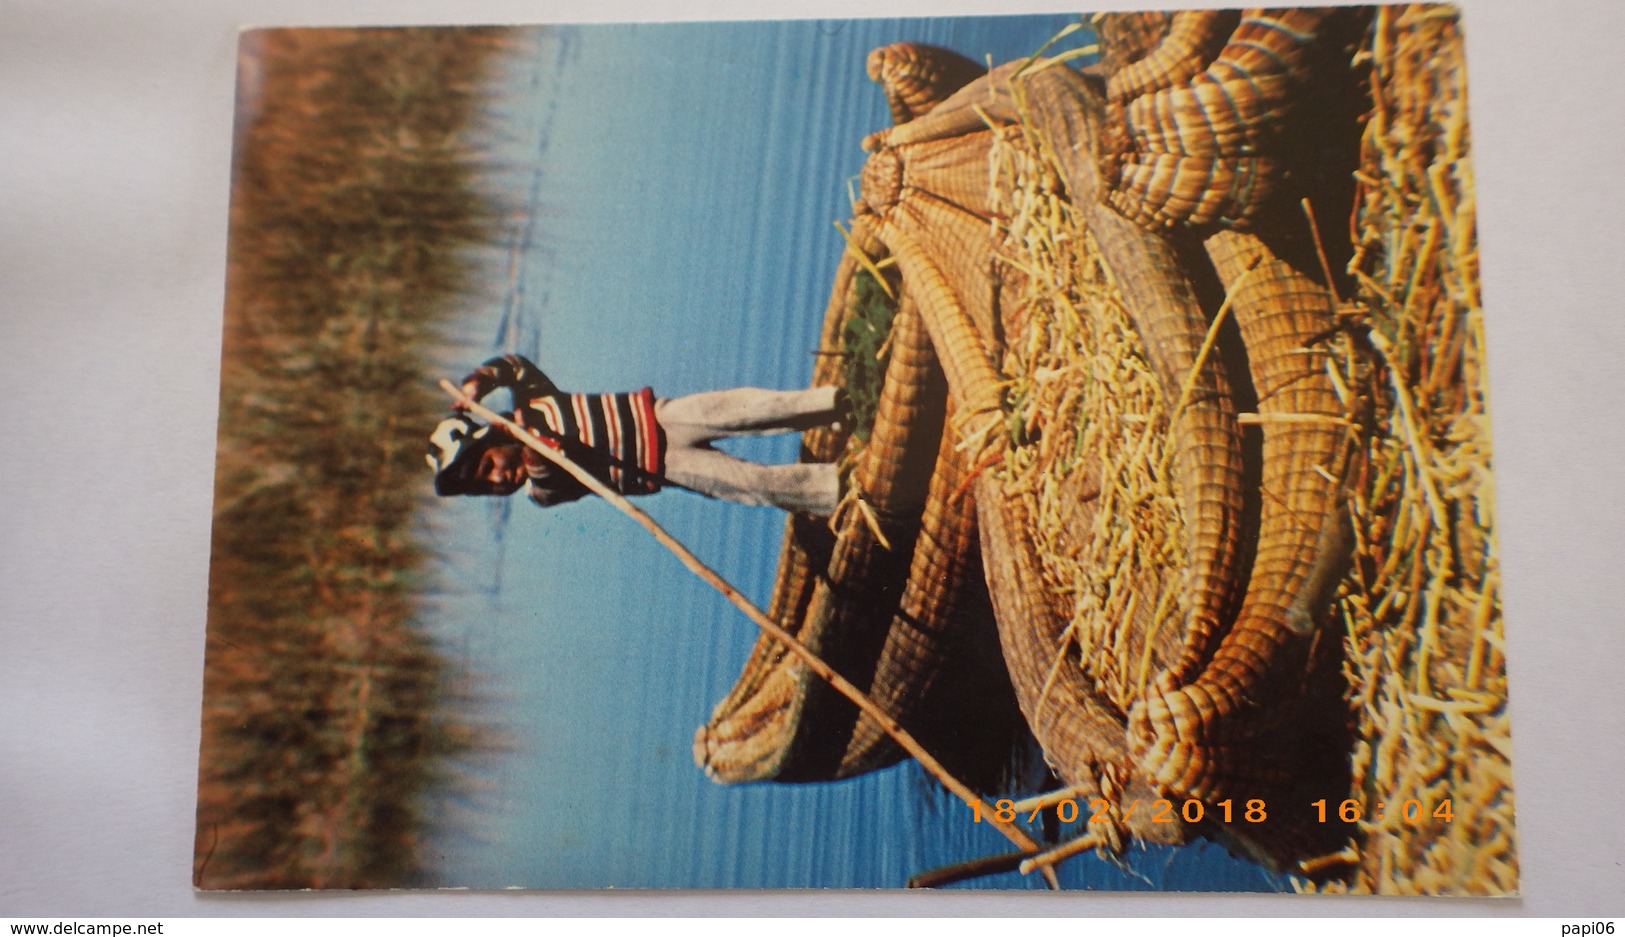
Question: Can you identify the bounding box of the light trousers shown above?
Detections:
[655,386,841,515]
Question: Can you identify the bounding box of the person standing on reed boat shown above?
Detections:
[428,354,843,515]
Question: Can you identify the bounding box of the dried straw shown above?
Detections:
[1300,4,1515,896]
[988,88,1188,725]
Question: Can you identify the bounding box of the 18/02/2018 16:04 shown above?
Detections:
[967,798,1457,824]
[1314,799,1456,823]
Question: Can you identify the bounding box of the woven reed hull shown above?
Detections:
[867,42,987,125]
[699,36,1366,869]
[975,471,1188,846]
[1102,9,1338,229]
[1208,230,1350,639]
[1128,217,1356,801]
[978,366,1352,869]
[976,63,1358,867]
[692,512,833,782]
[860,79,1015,394]
[886,166,1010,352]
[696,47,1048,788]
[839,402,1021,777]
[1103,10,1237,104]
[693,244,874,782]
[697,255,1023,787]
[774,294,946,778]
[1095,11,1179,77]
[1109,6,1370,799]
[696,291,940,783]
[981,263,1352,870]
[878,224,1006,441]
[1020,64,1246,685]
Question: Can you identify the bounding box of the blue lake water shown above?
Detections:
[421,15,1294,892]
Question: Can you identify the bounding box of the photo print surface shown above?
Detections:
[195,6,1514,893]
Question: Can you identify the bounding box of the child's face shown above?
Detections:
[473,442,527,495]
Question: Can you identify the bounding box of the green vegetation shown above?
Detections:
[195,27,516,889]
[839,269,899,442]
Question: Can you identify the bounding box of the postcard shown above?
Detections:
[194,5,1513,893]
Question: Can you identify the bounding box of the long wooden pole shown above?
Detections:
[439,379,1056,886]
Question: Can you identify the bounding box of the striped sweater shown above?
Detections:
[462,355,665,506]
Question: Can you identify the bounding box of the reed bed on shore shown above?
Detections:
[197,27,517,889]
[1302,4,1515,895]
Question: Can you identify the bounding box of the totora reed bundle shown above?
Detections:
[1304,4,1515,895]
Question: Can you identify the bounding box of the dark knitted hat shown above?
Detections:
[426,414,504,496]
